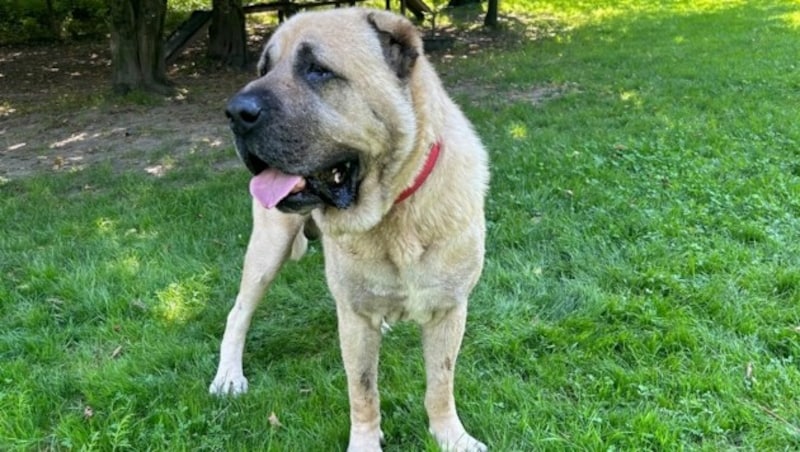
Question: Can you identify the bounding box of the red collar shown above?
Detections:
[394,141,442,205]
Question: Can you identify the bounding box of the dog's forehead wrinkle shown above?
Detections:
[295,42,321,68]
[294,40,344,74]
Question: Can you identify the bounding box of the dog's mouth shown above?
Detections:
[247,156,360,213]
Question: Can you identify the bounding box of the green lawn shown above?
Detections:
[2,0,800,450]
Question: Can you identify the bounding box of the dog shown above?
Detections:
[209,8,489,451]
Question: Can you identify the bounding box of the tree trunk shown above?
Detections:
[208,0,247,68]
[108,0,172,95]
[484,0,499,28]
[45,0,62,39]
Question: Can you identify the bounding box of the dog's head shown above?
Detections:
[226,8,423,215]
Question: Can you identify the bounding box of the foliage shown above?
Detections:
[2,0,800,450]
[0,0,222,44]
[0,0,108,43]
[165,0,215,31]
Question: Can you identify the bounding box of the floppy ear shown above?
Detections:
[367,11,421,79]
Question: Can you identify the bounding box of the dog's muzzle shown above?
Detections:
[226,91,361,213]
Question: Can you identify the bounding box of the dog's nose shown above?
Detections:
[226,93,263,134]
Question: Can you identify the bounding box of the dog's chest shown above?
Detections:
[324,230,462,326]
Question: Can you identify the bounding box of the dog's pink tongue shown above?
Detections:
[249,169,304,209]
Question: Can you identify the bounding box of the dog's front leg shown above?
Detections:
[337,303,384,451]
[423,305,487,452]
[210,202,307,396]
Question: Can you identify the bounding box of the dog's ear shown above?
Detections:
[367,11,421,80]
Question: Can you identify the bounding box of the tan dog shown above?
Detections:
[209,8,488,451]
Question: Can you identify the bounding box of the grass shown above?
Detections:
[2,0,800,449]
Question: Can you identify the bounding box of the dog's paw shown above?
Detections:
[430,423,487,452]
[346,428,384,452]
[435,434,487,452]
[209,371,249,396]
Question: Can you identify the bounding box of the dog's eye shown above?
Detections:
[305,63,335,84]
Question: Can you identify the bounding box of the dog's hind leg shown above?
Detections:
[423,304,487,452]
[210,201,307,396]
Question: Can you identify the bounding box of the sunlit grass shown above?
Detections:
[778,9,800,28]
[506,0,750,25]
[507,122,528,139]
[156,274,212,324]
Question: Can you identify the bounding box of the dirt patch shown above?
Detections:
[0,39,255,181]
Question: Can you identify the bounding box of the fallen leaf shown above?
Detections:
[268,411,283,428]
[744,361,757,389]
[111,346,123,359]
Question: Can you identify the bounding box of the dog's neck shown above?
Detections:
[394,141,441,205]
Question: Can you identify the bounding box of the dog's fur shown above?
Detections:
[209,8,488,451]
